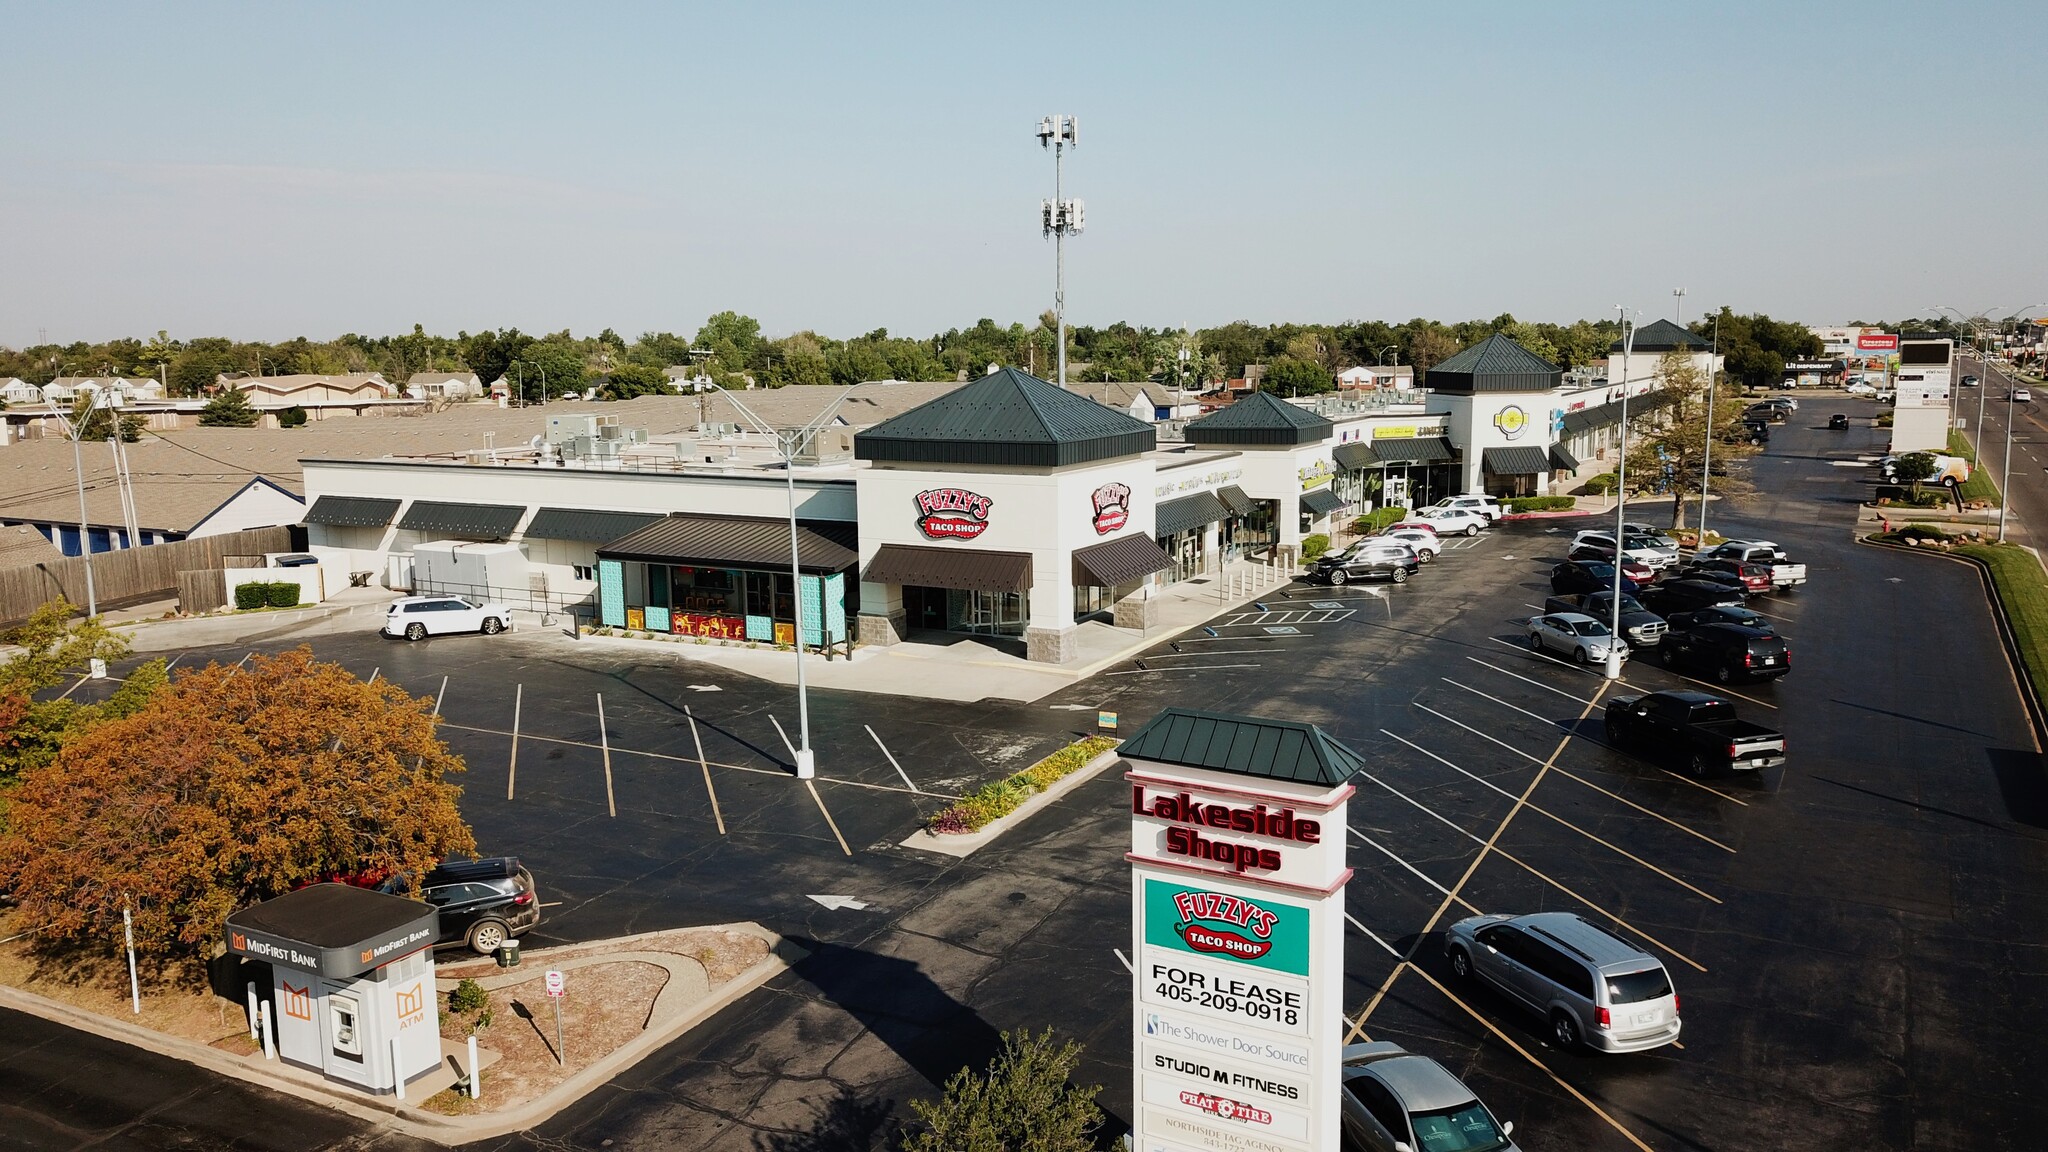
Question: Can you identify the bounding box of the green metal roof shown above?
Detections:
[1482,446,1551,475]
[1370,437,1457,464]
[303,495,400,528]
[1183,390,1335,446]
[1333,442,1380,469]
[1300,489,1344,516]
[1118,706,1367,787]
[1612,319,1708,353]
[396,500,526,539]
[854,366,1156,468]
[1425,334,1562,394]
[524,507,663,544]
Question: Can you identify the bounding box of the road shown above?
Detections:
[6,409,2048,1150]
[1960,352,2036,545]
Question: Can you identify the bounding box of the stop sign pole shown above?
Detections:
[545,969,565,1065]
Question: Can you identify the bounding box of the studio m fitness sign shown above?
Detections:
[1122,707,1359,1152]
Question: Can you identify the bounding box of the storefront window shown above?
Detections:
[1158,527,1207,582]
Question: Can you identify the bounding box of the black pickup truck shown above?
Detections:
[1604,689,1786,778]
[1543,591,1667,648]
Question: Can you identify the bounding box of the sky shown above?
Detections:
[3,1,2043,348]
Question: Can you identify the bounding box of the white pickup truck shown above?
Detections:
[1705,540,1806,590]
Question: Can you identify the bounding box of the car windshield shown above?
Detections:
[1408,1101,1511,1151]
[1567,619,1611,637]
[1606,966,1673,1003]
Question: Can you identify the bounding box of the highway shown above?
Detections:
[1958,352,2037,545]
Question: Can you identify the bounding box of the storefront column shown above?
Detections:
[1024,568,1076,663]
[856,580,905,647]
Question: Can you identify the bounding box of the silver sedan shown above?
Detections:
[1527,612,1629,665]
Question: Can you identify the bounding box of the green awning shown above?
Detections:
[1549,444,1580,472]
[1119,707,1367,787]
[1216,485,1257,516]
[304,495,400,528]
[1482,446,1551,475]
[524,507,663,544]
[1371,437,1457,464]
[1300,489,1345,516]
[1155,491,1230,538]
[396,500,526,538]
[1333,442,1380,469]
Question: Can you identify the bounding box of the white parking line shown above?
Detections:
[1347,824,1474,907]
[1345,912,1403,960]
[1113,947,1134,974]
[1105,664,1261,675]
[1465,656,1593,704]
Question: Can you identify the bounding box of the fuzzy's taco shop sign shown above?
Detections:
[1123,708,1357,1152]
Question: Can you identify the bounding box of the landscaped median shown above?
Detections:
[1868,525,2048,728]
[903,735,1121,857]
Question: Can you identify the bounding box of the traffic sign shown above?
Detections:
[544,969,565,998]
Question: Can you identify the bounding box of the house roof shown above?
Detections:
[404,371,480,385]
[1183,390,1335,446]
[1613,319,1710,353]
[855,367,1156,468]
[0,523,64,569]
[1425,334,1562,394]
[1118,706,1367,787]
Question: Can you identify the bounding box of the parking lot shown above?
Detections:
[12,407,2048,1151]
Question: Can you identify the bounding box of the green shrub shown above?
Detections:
[234,582,269,610]
[1583,473,1618,495]
[449,978,488,1015]
[1300,533,1332,563]
[1505,495,1576,512]
[928,736,1118,834]
[1351,507,1408,536]
[265,582,301,608]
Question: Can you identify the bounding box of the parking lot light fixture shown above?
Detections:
[1699,310,1720,540]
[1608,308,1639,681]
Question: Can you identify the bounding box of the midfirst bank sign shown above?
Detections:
[1123,708,1357,1152]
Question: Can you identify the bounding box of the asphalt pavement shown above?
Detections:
[1960,352,2035,545]
[8,413,2048,1151]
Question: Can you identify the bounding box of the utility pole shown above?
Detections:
[1037,115,1083,388]
[1607,308,1638,681]
[1672,287,1686,323]
[1699,310,1721,539]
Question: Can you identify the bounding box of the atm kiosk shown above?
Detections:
[225,883,442,1095]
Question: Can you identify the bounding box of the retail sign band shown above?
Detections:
[1132,785,1322,876]
[1092,482,1133,534]
[913,487,993,540]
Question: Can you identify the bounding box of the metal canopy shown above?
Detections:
[1549,444,1580,472]
[1155,491,1230,538]
[1118,706,1367,787]
[1182,390,1335,446]
[1332,442,1380,469]
[224,883,440,980]
[598,513,857,573]
[1300,489,1344,516]
[1425,333,1563,394]
[303,495,401,528]
[1072,534,1174,588]
[396,500,526,538]
[1216,485,1257,516]
[854,366,1156,468]
[863,543,1033,593]
[524,507,663,544]
[1370,437,1457,464]
[1482,446,1551,475]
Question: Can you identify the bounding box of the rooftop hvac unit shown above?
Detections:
[546,415,599,444]
[464,449,496,465]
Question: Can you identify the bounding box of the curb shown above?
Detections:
[0,924,803,1146]
[1857,534,2048,751]
[900,744,1122,859]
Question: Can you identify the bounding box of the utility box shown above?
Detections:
[412,540,528,601]
[225,884,441,1096]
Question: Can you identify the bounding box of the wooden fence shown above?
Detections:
[0,526,293,626]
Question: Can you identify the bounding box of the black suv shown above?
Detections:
[382,857,541,954]
[1657,622,1789,683]
[1639,577,1746,614]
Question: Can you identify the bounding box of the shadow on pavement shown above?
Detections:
[1989,747,2048,829]
[757,1084,897,1152]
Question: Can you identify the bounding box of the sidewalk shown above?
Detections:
[108,585,401,654]
[563,554,1307,704]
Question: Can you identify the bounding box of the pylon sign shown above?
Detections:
[1123,709,1357,1152]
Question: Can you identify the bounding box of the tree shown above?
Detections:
[0,599,140,796]
[601,362,668,399]
[70,395,139,442]
[1406,326,1460,379]
[1620,351,1760,529]
[0,647,475,971]
[198,388,259,427]
[1891,451,1938,495]
[899,1029,1105,1152]
[695,310,761,376]
[510,336,591,400]
[278,404,308,428]
[1262,357,1334,396]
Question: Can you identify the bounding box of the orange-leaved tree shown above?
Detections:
[0,646,475,971]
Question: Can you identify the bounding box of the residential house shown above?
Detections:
[1335,365,1416,390]
[405,371,483,400]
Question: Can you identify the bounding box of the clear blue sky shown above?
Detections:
[3,1,2041,347]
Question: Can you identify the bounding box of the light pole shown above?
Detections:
[1934,305,1989,445]
[1379,344,1398,367]
[1698,310,1721,539]
[46,395,104,615]
[1672,287,1686,323]
[1036,114,1083,388]
[702,382,871,779]
[1607,307,1639,681]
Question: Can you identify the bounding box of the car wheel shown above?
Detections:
[1689,753,1715,780]
[405,622,426,641]
[1551,1010,1582,1051]
[1529,632,1543,651]
[1573,647,1590,665]
[1391,566,1410,584]
[467,919,508,955]
[1715,664,1735,684]
[1417,550,1433,564]
[481,616,504,635]
[1328,569,1348,586]
[1449,947,1473,980]
[1464,524,1480,537]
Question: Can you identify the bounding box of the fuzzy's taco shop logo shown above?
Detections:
[914,488,993,540]
[1173,890,1280,961]
[1090,481,1132,534]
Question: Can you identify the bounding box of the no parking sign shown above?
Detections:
[544,970,565,998]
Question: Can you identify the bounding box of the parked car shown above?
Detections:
[1658,621,1789,683]
[1828,413,1850,429]
[383,595,512,641]
[1340,1042,1521,1152]
[1424,494,1504,523]
[1550,560,1640,597]
[1620,523,1681,550]
[1844,381,1878,396]
[1638,578,1746,614]
[1526,612,1629,665]
[1562,546,1658,584]
[1544,590,1667,648]
[1677,557,1774,595]
[1572,529,1678,569]
[379,857,542,954]
[1445,912,1681,1053]
[1767,396,1799,412]
[1704,540,1807,589]
[1605,689,1786,778]
[1387,519,1441,536]
[1664,605,1775,635]
[2015,387,2033,403]
[1376,527,1442,562]
[1961,374,1980,387]
[1739,419,1771,444]
[1743,404,1787,424]
[1414,506,1489,536]
[1312,540,1420,585]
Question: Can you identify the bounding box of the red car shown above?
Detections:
[1567,543,1658,585]
[1680,557,1773,594]
[1388,521,1441,536]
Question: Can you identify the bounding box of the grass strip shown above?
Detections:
[1948,430,2004,506]
[927,735,1119,834]
[1955,543,2048,722]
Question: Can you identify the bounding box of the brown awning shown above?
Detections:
[1072,534,1174,588]
[864,543,1032,593]
[599,513,858,574]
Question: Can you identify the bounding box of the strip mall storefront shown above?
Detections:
[594,513,857,648]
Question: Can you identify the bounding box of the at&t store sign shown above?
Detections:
[1123,708,1356,1152]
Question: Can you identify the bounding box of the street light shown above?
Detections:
[1036,114,1083,388]
[1672,287,1686,323]
[700,382,873,779]
[45,393,113,616]
[1379,344,1399,367]
[1607,307,1639,681]
[1698,310,1721,539]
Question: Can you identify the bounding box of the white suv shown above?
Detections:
[1428,494,1503,522]
[383,595,512,641]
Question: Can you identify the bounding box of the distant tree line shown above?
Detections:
[0,307,1828,404]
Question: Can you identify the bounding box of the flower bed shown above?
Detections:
[927,736,1119,834]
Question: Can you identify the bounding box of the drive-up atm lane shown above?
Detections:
[1121,707,1365,1152]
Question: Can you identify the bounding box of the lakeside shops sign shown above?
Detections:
[1125,710,1354,1152]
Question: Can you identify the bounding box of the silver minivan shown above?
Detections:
[1444,912,1680,1053]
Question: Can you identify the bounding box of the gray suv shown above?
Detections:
[1444,912,1680,1053]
